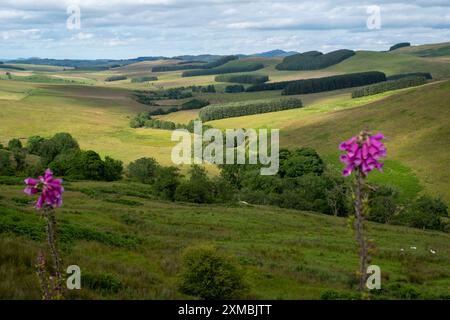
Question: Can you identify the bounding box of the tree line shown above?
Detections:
[352,76,427,98]
[199,98,303,121]
[215,74,269,84]
[276,49,355,71]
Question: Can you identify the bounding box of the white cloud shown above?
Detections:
[0,0,449,59]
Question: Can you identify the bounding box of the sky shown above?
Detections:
[0,0,449,59]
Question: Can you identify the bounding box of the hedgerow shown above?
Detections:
[105,75,127,82]
[351,76,427,98]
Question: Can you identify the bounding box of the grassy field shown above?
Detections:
[0,41,449,300]
[0,179,449,299]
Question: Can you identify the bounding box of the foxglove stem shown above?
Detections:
[41,205,64,299]
[354,168,368,292]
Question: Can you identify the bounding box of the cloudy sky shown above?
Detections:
[0,0,449,59]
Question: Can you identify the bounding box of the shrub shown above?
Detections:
[392,195,448,230]
[179,245,248,300]
[51,132,80,153]
[352,76,427,98]
[389,42,411,51]
[175,165,214,203]
[83,273,123,293]
[181,99,210,110]
[199,98,302,121]
[105,75,127,82]
[279,148,325,178]
[282,71,386,95]
[368,185,399,223]
[0,150,14,176]
[215,74,269,84]
[27,136,45,154]
[7,139,22,151]
[276,49,355,70]
[127,157,160,184]
[152,166,181,201]
[79,150,106,180]
[103,156,123,181]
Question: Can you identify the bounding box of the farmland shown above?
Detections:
[0,41,449,300]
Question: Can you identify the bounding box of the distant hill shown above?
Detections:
[249,49,299,58]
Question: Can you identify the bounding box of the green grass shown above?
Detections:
[0,180,448,299]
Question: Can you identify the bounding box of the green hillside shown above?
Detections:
[0,179,448,299]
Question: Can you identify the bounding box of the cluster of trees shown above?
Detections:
[180,99,210,110]
[224,85,245,93]
[218,147,448,231]
[126,158,233,203]
[389,42,411,51]
[182,62,264,77]
[105,75,127,82]
[133,88,193,105]
[215,74,269,84]
[129,111,212,132]
[352,76,427,98]
[276,49,355,71]
[131,76,158,83]
[152,56,237,72]
[0,133,123,181]
[281,72,387,95]
[191,85,216,93]
[386,72,432,81]
[245,71,386,93]
[199,98,303,121]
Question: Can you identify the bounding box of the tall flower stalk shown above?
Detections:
[24,169,65,299]
[339,131,386,292]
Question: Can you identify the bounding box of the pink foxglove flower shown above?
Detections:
[339,132,386,177]
[24,169,64,209]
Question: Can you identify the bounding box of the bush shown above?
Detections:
[392,195,448,230]
[79,150,106,180]
[224,85,245,93]
[352,76,427,98]
[103,156,123,181]
[127,157,160,184]
[0,150,14,176]
[368,185,399,223]
[179,245,248,300]
[389,42,411,51]
[215,74,269,84]
[282,71,386,95]
[152,166,181,201]
[276,49,355,70]
[175,165,214,203]
[279,148,325,178]
[105,75,127,82]
[7,139,22,151]
[181,99,209,110]
[199,98,302,121]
